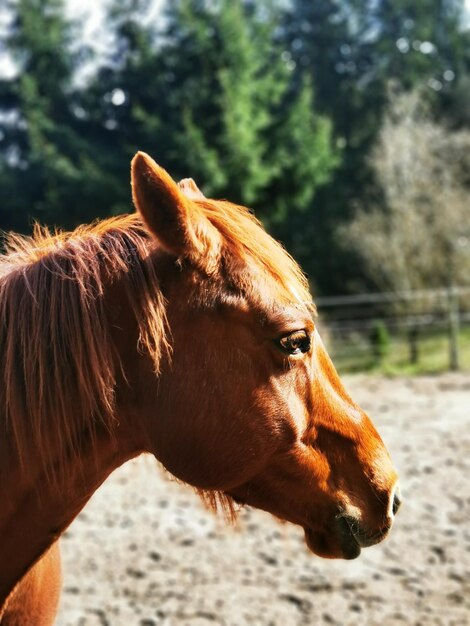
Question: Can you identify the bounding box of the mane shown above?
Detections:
[0,214,168,484]
[196,199,313,309]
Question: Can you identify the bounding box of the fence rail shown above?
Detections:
[317,286,470,373]
[315,285,470,307]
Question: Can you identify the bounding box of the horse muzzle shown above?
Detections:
[304,488,402,560]
[336,486,402,555]
[337,514,389,551]
[304,515,388,560]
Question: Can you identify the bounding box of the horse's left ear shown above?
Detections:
[131,152,217,260]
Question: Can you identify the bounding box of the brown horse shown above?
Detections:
[0,153,400,625]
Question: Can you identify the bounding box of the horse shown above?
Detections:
[0,152,400,625]
[0,545,61,626]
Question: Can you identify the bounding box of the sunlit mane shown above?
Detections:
[196,198,313,309]
[0,214,168,484]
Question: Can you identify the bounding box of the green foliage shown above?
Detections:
[0,0,89,230]
[331,327,470,375]
[0,0,136,234]
[74,0,339,227]
[0,0,469,298]
[281,0,470,294]
[369,320,390,364]
[265,75,340,225]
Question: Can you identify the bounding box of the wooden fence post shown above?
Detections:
[447,285,460,371]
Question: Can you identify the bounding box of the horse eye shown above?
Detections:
[277,330,311,355]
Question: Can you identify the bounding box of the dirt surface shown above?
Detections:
[56,374,470,626]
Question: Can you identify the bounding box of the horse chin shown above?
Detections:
[304,519,362,560]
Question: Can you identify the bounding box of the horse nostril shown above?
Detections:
[392,491,402,516]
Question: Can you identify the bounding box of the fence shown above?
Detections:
[316,286,470,374]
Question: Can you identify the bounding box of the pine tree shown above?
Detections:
[90,0,339,230]
[77,0,160,216]
[266,75,339,223]
[0,0,96,231]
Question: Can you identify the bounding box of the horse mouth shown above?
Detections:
[304,515,390,560]
[335,516,362,559]
[304,518,361,560]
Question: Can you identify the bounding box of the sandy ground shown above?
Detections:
[56,374,470,626]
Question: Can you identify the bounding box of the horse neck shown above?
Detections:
[0,238,169,605]
[0,421,138,607]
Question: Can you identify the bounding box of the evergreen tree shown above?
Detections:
[284,0,470,148]
[0,0,101,231]
[266,75,339,223]
[93,0,338,227]
[76,0,160,216]
[281,0,470,294]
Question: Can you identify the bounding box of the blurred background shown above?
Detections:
[1,3,469,625]
[0,0,470,370]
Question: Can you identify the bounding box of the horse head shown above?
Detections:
[129,152,400,560]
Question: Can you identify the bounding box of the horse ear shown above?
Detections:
[177,177,206,200]
[131,151,204,257]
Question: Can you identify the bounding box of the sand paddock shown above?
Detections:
[56,374,470,626]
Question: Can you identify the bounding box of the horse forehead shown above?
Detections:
[242,266,313,315]
[288,283,303,304]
